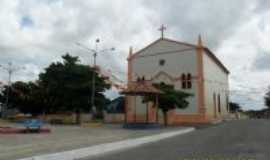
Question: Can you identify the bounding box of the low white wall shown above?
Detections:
[80,113,93,123]
[104,113,125,123]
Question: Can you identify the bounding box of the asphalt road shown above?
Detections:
[86,119,270,160]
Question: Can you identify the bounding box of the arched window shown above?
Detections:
[181,73,192,89]
[187,73,192,89]
[181,74,186,89]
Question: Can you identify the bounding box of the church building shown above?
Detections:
[125,27,230,125]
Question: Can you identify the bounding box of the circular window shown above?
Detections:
[159,59,165,66]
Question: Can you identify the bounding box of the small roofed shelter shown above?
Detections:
[121,77,163,124]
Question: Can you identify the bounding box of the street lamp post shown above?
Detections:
[0,62,25,118]
[76,39,115,118]
[91,40,98,116]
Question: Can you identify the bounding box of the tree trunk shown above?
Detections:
[163,111,168,127]
[146,102,149,123]
[156,108,159,123]
[75,108,81,125]
[155,96,159,124]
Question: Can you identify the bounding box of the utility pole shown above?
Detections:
[91,39,98,116]
[0,62,24,118]
[76,39,115,118]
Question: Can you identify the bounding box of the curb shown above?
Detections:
[18,127,195,160]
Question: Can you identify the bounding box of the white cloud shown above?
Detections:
[0,0,270,109]
[218,9,270,110]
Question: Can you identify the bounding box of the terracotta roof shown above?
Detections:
[121,80,163,95]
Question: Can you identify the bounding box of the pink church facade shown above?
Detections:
[125,36,230,125]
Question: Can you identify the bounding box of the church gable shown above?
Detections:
[132,38,197,59]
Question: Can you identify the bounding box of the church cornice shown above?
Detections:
[129,37,230,75]
[129,37,197,60]
[134,48,196,59]
[203,48,230,74]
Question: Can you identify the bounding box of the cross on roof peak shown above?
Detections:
[159,24,166,39]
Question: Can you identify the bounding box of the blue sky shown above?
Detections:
[1,0,270,110]
[20,15,34,28]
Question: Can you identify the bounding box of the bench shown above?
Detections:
[23,119,44,132]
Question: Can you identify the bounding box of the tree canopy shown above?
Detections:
[229,102,242,113]
[143,83,192,125]
[39,53,111,115]
[264,87,270,110]
[0,81,45,115]
[0,54,111,121]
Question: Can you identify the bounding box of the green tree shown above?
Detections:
[229,102,242,113]
[0,87,5,107]
[143,83,192,126]
[264,88,270,110]
[39,53,110,123]
[0,81,45,116]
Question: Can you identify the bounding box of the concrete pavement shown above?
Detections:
[0,124,191,160]
[85,119,270,160]
[19,128,194,160]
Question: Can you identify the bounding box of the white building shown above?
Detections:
[125,34,230,125]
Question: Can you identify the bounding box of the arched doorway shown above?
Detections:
[213,93,217,118]
[218,94,221,114]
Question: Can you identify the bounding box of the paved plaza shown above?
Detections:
[0,122,187,160]
[87,120,270,160]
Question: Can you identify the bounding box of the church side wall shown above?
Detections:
[202,52,229,119]
[131,47,199,115]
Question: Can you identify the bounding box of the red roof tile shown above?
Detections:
[121,80,163,95]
